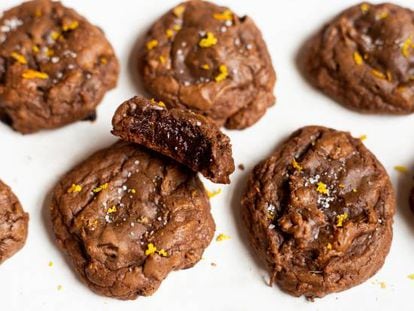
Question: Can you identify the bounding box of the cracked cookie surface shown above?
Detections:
[241,126,395,298]
[302,2,414,114]
[0,0,119,133]
[139,0,276,129]
[50,141,215,299]
[0,180,29,264]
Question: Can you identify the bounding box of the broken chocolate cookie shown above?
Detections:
[139,0,276,129]
[241,126,395,298]
[50,141,215,299]
[0,0,119,133]
[112,96,235,184]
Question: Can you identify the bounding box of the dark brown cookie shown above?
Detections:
[302,2,414,114]
[0,180,29,264]
[112,96,235,184]
[0,0,119,134]
[139,0,276,129]
[241,126,395,299]
[50,141,215,299]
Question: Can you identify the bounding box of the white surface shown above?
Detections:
[1,0,414,310]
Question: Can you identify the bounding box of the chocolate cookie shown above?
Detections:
[139,0,276,129]
[302,3,414,114]
[0,0,119,133]
[241,126,395,299]
[112,96,235,184]
[0,180,29,264]
[50,141,215,299]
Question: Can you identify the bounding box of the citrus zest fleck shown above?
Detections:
[316,182,329,195]
[291,159,302,172]
[394,165,408,174]
[215,64,228,82]
[173,5,185,17]
[353,51,363,65]
[62,20,79,31]
[213,9,233,21]
[11,52,27,64]
[216,233,231,242]
[146,39,158,50]
[92,183,108,193]
[199,32,218,48]
[67,184,82,193]
[336,213,348,227]
[207,188,222,198]
[145,243,157,255]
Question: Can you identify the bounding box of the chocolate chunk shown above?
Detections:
[0,0,119,133]
[139,0,276,129]
[241,126,395,298]
[50,141,215,299]
[0,180,29,264]
[301,2,414,114]
[112,96,235,184]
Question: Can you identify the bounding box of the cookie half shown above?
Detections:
[112,96,235,184]
[302,2,414,114]
[50,141,215,299]
[139,0,276,129]
[0,180,29,264]
[241,126,395,298]
[0,0,119,133]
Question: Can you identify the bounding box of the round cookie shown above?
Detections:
[50,141,215,299]
[241,126,395,299]
[139,0,276,129]
[0,180,29,264]
[302,2,414,114]
[0,0,119,134]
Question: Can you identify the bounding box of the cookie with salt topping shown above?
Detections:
[0,0,119,133]
[139,0,276,129]
[302,2,414,114]
[241,125,395,299]
[50,141,215,299]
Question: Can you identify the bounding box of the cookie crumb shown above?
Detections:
[238,164,245,170]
